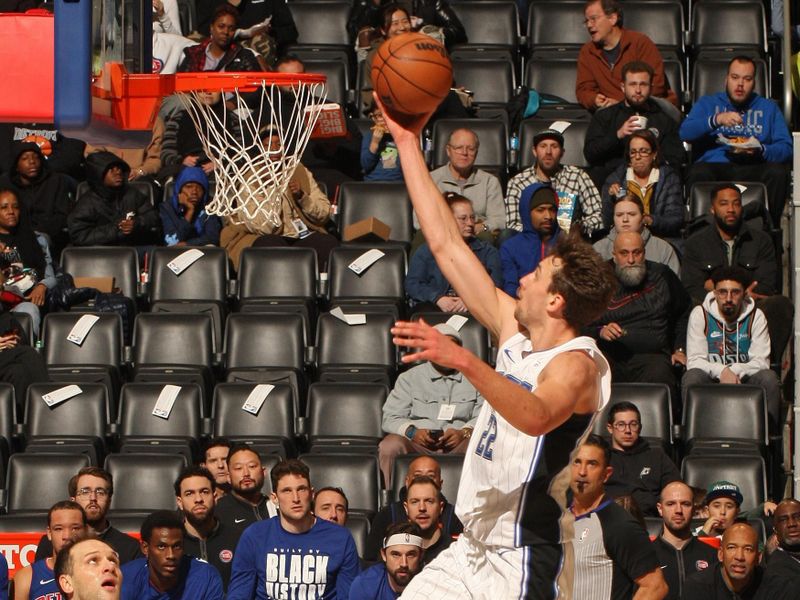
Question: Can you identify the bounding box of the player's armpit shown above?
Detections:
[632,568,668,600]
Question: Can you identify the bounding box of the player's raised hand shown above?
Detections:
[392,319,465,370]
[373,93,435,143]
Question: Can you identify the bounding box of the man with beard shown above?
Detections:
[590,231,691,407]
[652,481,718,600]
[683,266,780,431]
[175,466,239,590]
[680,56,792,229]
[584,61,684,187]
[121,511,223,600]
[214,445,276,535]
[35,467,141,564]
[756,498,800,599]
[403,476,452,565]
[683,523,763,599]
[348,522,424,599]
[504,128,604,237]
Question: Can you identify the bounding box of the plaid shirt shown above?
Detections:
[505,164,604,234]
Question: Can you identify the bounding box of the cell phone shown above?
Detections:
[429,430,444,440]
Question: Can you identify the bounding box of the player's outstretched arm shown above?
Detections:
[393,320,600,435]
[375,95,516,340]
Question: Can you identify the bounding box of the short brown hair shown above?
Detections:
[68,467,113,498]
[406,475,441,494]
[271,459,311,491]
[621,61,654,82]
[547,233,616,330]
[585,0,623,25]
[48,500,86,527]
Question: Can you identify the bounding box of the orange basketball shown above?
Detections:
[23,135,52,157]
[371,32,453,116]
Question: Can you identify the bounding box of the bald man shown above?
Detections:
[652,481,717,599]
[757,499,800,599]
[682,522,763,599]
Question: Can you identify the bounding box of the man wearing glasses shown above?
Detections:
[34,467,141,564]
[604,401,680,516]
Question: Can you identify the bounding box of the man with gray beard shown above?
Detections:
[590,232,691,409]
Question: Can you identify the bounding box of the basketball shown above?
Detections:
[371,32,453,117]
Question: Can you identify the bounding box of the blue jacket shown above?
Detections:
[406,237,503,305]
[499,182,562,297]
[121,556,223,600]
[360,132,403,181]
[159,167,221,246]
[679,91,792,163]
[227,516,360,600]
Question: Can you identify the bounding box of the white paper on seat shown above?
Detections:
[330,306,367,326]
[167,249,204,275]
[549,121,572,133]
[67,314,100,346]
[445,315,469,331]
[348,249,385,275]
[42,385,82,407]
[242,384,275,415]
[152,385,182,419]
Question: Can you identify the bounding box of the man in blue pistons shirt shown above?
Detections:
[349,522,423,599]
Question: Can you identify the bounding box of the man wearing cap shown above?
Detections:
[695,481,744,538]
[505,127,604,238]
[757,498,800,599]
[349,522,424,599]
[378,323,484,486]
[499,183,563,298]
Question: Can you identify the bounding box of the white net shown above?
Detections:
[177,78,327,231]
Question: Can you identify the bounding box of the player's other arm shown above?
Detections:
[10,565,31,600]
[375,96,516,340]
[632,568,668,600]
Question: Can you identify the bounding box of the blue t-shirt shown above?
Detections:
[29,559,59,600]
[348,564,398,600]
[227,516,360,600]
[120,556,223,600]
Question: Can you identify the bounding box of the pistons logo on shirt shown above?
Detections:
[696,560,709,571]
[219,549,233,563]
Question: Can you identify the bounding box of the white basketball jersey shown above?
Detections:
[455,333,611,549]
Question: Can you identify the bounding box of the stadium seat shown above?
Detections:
[287,1,351,48]
[518,118,590,170]
[688,182,769,228]
[450,1,519,57]
[148,246,229,353]
[212,383,296,458]
[681,454,766,512]
[4,453,91,514]
[527,1,587,56]
[691,1,767,58]
[336,182,414,246]
[524,58,580,106]
[41,313,124,416]
[344,512,371,560]
[0,384,14,487]
[691,57,768,105]
[61,247,139,302]
[105,453,187,516]
[431,119,508,171]
[298,58,349,107]
[452,57,516,107]
[176,0,195,35]
[327,246,407,319]
[592,383,673,454]
[305,382,387,452]
[407,312,492,366]
[300,453,381,516]
[390,454,464,506]
[315,311,397,385]
[622,1,684,59]
[0,513,50,532]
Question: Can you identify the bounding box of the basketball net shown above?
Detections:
[177,79,327,230]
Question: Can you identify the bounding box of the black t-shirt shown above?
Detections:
[651,535,718,600]
[683,562,763,600]
[602,43,622,70]
[182,520,240,590]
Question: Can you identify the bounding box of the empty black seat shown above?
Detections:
[527,1,586,56]
[306,382,387,452]
[300,453,381,516]
[452,57,515,107]
[288,1,351,47]
[691,1,766,57]
[450,1,519,56]
[623,1,684,58]
[337,183,413,246]
[105,453,188,516]
[60,246,139,302]
[327,246,407,318]
[5,453,91,514]
[524,58,580,105]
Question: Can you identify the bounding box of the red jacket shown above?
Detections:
[575,28,678,110]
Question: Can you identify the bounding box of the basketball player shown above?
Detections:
[55,538,122,600]
[375,94,617,599]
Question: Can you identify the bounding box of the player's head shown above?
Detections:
[48,501,89,556]
[404,476,444,537]
[719,523,760,590]
[69,467,114,529]
[702,481,743,534]
[657,481,695,537]
[201,437,231,488]
[515,233,616,332]
[405,456,443,490]
[55,537,121,600]
[570,435,613,503]
[270,459,314,527]
[380,522,424,593]
[227,445,266,500]
[606,401,642,450]
[313,487,348,525]
[174,466,216,530]
[140,511,185,586]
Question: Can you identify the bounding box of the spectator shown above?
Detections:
[0,124,86,182]
[0,187,58,336]
[684,266,781,432]
[404,475,453,564]
[0,140,74,255]
[428,128,505,240]
[178,5,263,73]
[314,487,349,526]
[152,0,197,75]
[652,481,718,600]
[379,323,483,485]
[603,401,680,516]
[201,438,231,497]
[160,166,221,246]
[757,498,800,598]
[505,128,603,237]
[215,445,277,534]
[694,481,743,538]
[680,56,792,229]
[348,522,423,600]
[54,538,122,600]
[600,129,685,240]
[591,231,690,405]
[406,193,503,311]
[121,510,223,600]
[569,435,668,599]
[577,0,678,111]
[221,129,338,271]
[0,311,47,409]
[585,61,684,188]
[227,459,360,599]
[361,100,403,182]
[12,501,88,600]
[175,466,239,590]
[682,522,763,599]
[593,194,680,275]
[35,467,141,564]
[499,183,563,298]
[67,152,161,250]
[681,183,792,367]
